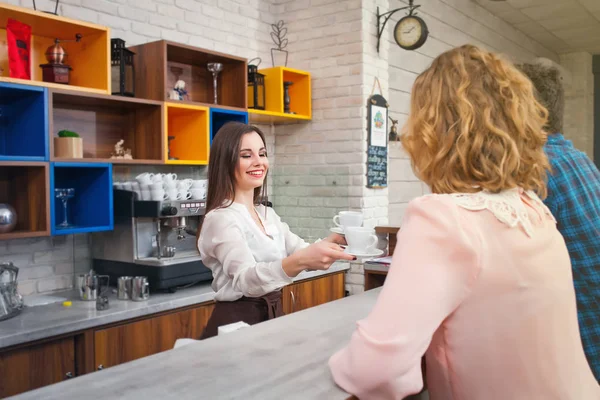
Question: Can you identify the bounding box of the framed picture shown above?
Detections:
[366,94,389,188]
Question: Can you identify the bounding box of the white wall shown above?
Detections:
[560,52,595,158]
[385,0,559,225]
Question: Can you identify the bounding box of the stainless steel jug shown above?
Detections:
[131,276,150,301]
[78,270,109,301]
[0,261,24,321]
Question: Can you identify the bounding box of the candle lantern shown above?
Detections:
[111,38,135,97]
[247,58,265,110]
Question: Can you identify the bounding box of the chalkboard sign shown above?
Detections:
[366,93,388,188]
[367,145,387,188]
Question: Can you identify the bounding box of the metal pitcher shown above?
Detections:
[131,276,150,301]
[77,270,109,301]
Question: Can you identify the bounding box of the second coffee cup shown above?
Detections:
[345,227,378,254]
[333,211,363,232]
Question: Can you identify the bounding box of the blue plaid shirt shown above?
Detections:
[544,133,600,381]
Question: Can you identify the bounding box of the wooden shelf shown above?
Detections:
[210,107,248,144]
[0,3,110,94]
[129,40,247,109]
[164,102,209,165]
[0,161,49,239]
[0,82,48,161]
[49,89,164,163]
[51,162,113,235]
[249,66,311,123]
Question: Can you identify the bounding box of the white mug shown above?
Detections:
[135,173,154,185]
[163,173,177,183]
[150,189,168,201]
[176,180,192,190]
[191,179,207,189]
[122,181,133,191]
[345,227,378,254]
[190,188,206,200]
[179,191,192,200]
[149,182,164,191]
[166,189,181,200]
[151,174,163,183]
[113,182,124,190]
[140,190,151,201]
[333,211,363,232]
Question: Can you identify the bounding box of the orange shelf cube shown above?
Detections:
[0,3,110,94]
[164,102,209,165]
[248,66,311,123]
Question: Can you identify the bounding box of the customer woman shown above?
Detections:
[198,122,353,339]
[329,45,600,399]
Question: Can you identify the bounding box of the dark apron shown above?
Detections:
[200,290,283,339]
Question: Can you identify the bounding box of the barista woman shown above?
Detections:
[197,122,354,339]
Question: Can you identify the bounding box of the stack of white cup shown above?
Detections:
[113,173,208,201]
[332,211,379,255]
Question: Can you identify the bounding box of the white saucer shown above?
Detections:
[344,248,384,258]
[330,227,345,235]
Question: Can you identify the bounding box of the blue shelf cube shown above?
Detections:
[210,108,248,144]
[0,82,48,161]
[50,162,113,235]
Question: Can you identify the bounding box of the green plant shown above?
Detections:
[57,130,80,138]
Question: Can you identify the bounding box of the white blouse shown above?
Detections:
[197,202,309,301]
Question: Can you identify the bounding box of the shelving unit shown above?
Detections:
[0,82,48,161]
[50,162,113,235]
[248,66,311,124]
[50,89,164,163]
[164,102,209,165]
[210,108,248,144]
[0,161,49,239]
[129,40,247,110]
[0,3,110,94]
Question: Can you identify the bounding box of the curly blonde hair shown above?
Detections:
[401,45,550,198]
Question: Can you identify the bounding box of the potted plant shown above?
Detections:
[54,130,83,158]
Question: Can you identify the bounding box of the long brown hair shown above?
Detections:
[197,122,268,240]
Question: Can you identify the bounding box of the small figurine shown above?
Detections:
[110,139,133,159]
[389,116,400,141]
[168,80,188,101]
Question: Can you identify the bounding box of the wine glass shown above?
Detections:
[207,62,223,104]
[55,188,75,228]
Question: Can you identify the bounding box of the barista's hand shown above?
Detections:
[293,240,355,271]
[324,233,347,246]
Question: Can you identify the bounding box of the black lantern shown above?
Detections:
[111,39,135,97]
[247,58,265,110]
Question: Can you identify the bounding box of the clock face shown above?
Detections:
[394,16,427,50]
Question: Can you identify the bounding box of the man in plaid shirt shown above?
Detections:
[520,61,600,382]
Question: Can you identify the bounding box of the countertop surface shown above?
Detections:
[11,287,381,400]
[0,263,349,349]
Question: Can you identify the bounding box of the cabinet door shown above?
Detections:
[285,272,345,314]
[94,303,214,370]
[0,336,75,398]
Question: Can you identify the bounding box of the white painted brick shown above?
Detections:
[2,253,33,267]
[127,0,157,11]
[175,0,201,11]
[118,5,148,21]
[19,265,55,280]
[37,276,73,293]
[34,248,72,264]
[157,3,186,18]
[161,29,190,43]
[60,3,100,21]
[55,263,75,275]
[6,238,53,254]
[82,0,119,14]
[17,281,37,296]
[98,13,132,31]
[149,13,177,29]
[132,22,161,38]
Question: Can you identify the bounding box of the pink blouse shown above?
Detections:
[329,190,600,399]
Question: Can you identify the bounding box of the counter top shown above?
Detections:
[11,287,380,400]
[0,263,349,349]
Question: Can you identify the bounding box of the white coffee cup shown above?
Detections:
[190,188,206,200]
[166,189,181,200]
[136,173,154,185]
[113,182,124,190]
[140,190,151,201]
[150,189,168,201]
[151,174,163,183]
[345,227,378,254]
[163,173,177,183]
[191,179,207,189]
[122,181,133,191]
[177,180,192,190]
[333,211,363,232]
[179,190,192,200]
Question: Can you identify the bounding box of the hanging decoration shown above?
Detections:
[376,0,429,53]
[32,0,60,15]
[366,77,389,189]
[270,20,289,67]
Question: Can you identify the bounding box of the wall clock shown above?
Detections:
[394,15,428,51]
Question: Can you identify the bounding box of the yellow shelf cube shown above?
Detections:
[0,3,110,94]
[249,66,311,123]
[164,102,209,165]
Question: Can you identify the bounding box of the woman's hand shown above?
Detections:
[283,241,355,277]
[324,233,347,246]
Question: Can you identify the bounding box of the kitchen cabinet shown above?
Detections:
[0,336,75,398]
[94,303,214,370]
[283,272,345,314]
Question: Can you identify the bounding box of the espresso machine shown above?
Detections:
[91,190,212,292]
